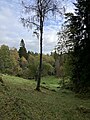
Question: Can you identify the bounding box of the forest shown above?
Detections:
[0,0,90,120]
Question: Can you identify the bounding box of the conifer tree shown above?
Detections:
[18,39,28,60]
[65,0,90,92]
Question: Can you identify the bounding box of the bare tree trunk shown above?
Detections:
[21,0,64,91]
[36,14,43,91]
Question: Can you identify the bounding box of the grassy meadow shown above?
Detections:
[0,75,90,120]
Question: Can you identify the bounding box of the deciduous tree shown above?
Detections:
[0,45,13,74]
[21,0,65,90]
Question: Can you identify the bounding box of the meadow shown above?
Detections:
[0,75,90,120]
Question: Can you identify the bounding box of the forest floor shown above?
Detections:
[0,75,90,120]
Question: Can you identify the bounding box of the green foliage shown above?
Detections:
[42,54,55,66]
[0,45,13,74]
[10,48,21,76]
[64,0,90,92]
[54,53,67,78]
[28,54,39,78]
[42,62,54,76]
[63,53,73,78]
[27,54,55,78]
[0,44,56,79]
[20,56,28,68]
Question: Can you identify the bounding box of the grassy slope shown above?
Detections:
[0,75,90,120]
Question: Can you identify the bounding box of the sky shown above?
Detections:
[0,0,75,54]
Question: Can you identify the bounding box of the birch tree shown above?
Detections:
[21,0,65,91]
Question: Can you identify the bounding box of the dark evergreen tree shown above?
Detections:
[20,39,25,48]
[65,0,90,92]
[18,39,28,60]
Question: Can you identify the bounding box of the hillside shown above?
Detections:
[0,75,90,120]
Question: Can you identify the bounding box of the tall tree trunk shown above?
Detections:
[36,14,43,91]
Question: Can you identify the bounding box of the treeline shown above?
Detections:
[0,39,56,79]
[0,39,68,80]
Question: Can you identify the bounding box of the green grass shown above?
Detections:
[0,74,90,120]
[41,76,60,91]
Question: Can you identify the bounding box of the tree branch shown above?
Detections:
[21,18,40,28]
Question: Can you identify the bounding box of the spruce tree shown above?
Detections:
[65,0,90,92]
[18,39,28,60]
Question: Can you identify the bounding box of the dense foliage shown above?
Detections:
[55,0,90,93]
[62,0,90,92]
[0,40,55,79]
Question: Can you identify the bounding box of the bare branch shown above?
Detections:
[21,18,40,29]
[21,0,65,90]
[22,1,38,13]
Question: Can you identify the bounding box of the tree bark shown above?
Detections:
[36,12,43,91]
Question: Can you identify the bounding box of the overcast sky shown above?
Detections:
[0,0,75,54]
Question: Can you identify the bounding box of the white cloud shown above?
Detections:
[0,1,58,53]
[0,1,36,50]
[0,0,75,54]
